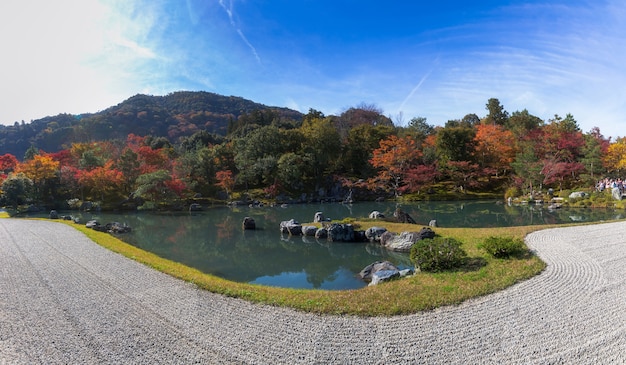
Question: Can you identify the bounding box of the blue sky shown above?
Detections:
[1,0,624,138]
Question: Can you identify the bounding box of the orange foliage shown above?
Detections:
[474,124,516,174]
[15,155,60,183]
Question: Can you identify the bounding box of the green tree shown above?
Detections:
[436,124,476,163]
[1,172,34,208]
[484,98,509,126]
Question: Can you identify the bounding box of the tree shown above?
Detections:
[215,170,235,198]
[23,145,40,161]
[484,98,509,126]
[0,154,18,174]
[511,142,542,194]
[134,170,178,204]
[369,135,421,196]
[473,124,516,176]
[507,109,543,137]
[604,138,626,175]
[1,173,34,208]
[436,124,476,163]
[580,130,607,183]
[77,161,124,203]
[16,154,60,185]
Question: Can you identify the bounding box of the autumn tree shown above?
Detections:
[369,135,421,196]
[215,170,235,198]
[604,138,626,175]
[15,154,60,203]
[473,124,516,176]
[77,161,125,203]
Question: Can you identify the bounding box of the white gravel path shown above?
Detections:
[1,219,624,364]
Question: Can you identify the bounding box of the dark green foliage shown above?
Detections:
[481,236,526,258]
[410,236,467,272]
[0,92,303,158]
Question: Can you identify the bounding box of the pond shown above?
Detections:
[46,201,625,290]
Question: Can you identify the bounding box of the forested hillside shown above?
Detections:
[0,91,302,159]
[1,95,624,211]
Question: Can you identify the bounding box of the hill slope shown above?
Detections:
[0,91,303,159]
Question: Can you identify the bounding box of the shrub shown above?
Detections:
[410,237,467,272]
[481,236,526,258]
[504,186,521,199]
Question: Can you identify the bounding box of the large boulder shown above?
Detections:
[379,231,396,247]
[326,223,355,242]
[49,210,59,219]
[365,226,388,242]
[280,219,302,235]
[369,270,401,286]
[242,217,256,230]
[359,261,399,282]
[385,231,421,252]
[383,227,436,252]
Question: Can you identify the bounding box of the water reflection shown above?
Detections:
[57,201,623,289]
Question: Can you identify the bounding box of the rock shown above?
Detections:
[326,223,355,242]
[359,260,399,282]
[106,222,131,234]
[314,228,328,239]
[354,230,367,242]
[85,220,99,229]
[417,227,436,240]
[569,191,588,199]
[428,219,438,227]
[369,210,385,219]
[394,208,416,224]
[379,231,396,246]
[189,203,202,211]
[280,219,302,235]
[242,217,256,230]
[313,212,325,223]
[365,227,387,242]
[384,228,435,252]
[49,210,59,219]
[369,270,401,286]
[301,225,318,236]
[385,231,421,252]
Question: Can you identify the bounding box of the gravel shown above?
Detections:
[1,219,624,364]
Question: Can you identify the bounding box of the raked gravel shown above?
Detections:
[1,219,625,364]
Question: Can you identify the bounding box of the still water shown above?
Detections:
[64,201,624,290]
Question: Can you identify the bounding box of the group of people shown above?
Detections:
[596,178,625,193]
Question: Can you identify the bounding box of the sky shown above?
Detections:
[1,0,625,139]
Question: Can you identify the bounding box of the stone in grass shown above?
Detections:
[369,270,401,286]
[359,261,399,282]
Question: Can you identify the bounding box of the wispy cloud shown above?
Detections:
[218,0,261,64]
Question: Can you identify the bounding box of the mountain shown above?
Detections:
[0,91,303,159]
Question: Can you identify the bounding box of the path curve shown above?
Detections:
[1,219,624,364]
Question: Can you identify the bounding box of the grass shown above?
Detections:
[54,219,547,317]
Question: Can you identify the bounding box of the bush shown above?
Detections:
[504,186,521,199]
[410,236,467,272]
[481,236,526,258]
